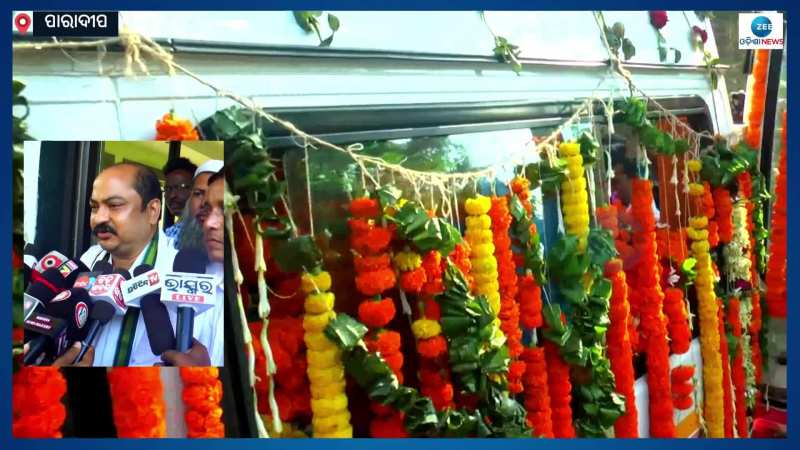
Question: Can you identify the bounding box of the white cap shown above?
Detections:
[194,159,224,179]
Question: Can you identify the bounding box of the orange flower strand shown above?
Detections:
[180,367,225,438]
[108,367,167,438]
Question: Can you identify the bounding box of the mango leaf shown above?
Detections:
[325,313,368,349]
[621,38,636,60]
[327,14,341,31]
[587,228,617,267]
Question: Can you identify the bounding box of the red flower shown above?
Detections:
[354,253,391,273]
[350,197,380,219]
[370,412,408,438]
[358,297,397,328]
[366,330,402,355]
[650,11,669,29]
[355,268,397,296]
[422,297,441,320]
[692,25,708,44]
[399,266,427,293]
[417,335,447,358]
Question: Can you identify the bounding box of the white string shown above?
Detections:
[304,141,315,236]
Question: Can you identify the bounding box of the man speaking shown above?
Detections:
[78,163,219,366]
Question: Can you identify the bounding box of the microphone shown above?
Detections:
[88,269,131,316]
[92,261,114,274]
[122,264,162,308]
[23,268,69,321]
[74,302,115,365]
[161,249,213,352]
[33,250,70,273]
[132,265,176,355]
[22,243,41,288]
[23,288,93,365]
[73,261,113,290]
[56,258,91,288]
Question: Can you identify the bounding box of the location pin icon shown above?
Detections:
[15,13,31,34]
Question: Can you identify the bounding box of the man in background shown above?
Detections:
[173,160,224,250]
[162,157,197,240]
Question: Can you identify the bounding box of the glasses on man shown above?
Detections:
[165,182,192,193]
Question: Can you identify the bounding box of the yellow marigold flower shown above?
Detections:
[412,319,442,339]
[465,214,491,230]
[307,348,342,369]
[301,270,332,294]
[472,257,498,273]
[303,311,336,333]
[689,216,709,229]
[305,292,335,314]
[562,190,588,207]
[304,332,337,352]
[476,281,500,296]
[310,379,346,400]
[487,294,501,314]
[311,394,349,417]
[307,365,345,385]
[315,423,353,438]
[559,142,580,157]
[465,195,492,215]
[565,155,583,168]
[473,272,496,285]
[471,243,496,258]
[561,176,587,193]
[312,410,352,434]
[689,182,705,196]
[691,241,710,254]
[565,212,590,228]
[394,251,422,271]
[687,159,702,172]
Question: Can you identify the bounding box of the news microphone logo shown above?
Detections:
[50,289,72,303]
[160,273,217,310]
[121,268,161,307]
[36,251,68,272]
[58,260,79,277]
[75,302,89,328]
[90,274,127,313]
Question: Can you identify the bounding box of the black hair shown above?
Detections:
[610,143,639,178]
[162,157,197,178]
[107,162,162,212]
[207,168,225,187]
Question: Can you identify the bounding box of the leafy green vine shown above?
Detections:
[293,11,341,47]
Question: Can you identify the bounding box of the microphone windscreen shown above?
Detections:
[90,302,116,323]
[60,259,92,287]
[92,261,113,275]
[141,295,176,355]
[173,248,208,274]
[25,280,60,303]
[113,268,132,281]
[133,264,154,277]
[34,268,70,293]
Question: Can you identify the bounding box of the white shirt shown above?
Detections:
[80,231,224,366]
[199,261,225,366]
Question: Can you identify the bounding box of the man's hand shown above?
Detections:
[52,342,95,367]
[160,339,211,367]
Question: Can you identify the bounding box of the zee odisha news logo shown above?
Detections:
[752,16,773,37]
[740,14,784,47]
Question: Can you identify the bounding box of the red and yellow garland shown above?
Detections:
[180,367,225,438]
[630,178,674,438]
[605,259,639,437]
[765,111,787,318]
[107,368,167,438]
[12,367,67,438]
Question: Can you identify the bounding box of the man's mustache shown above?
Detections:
[93,223,117,236]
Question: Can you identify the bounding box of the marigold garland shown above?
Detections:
[510,176,544,331]
[180,368,225,438]
[727,298,748,438]
[688,182,726,437]
[765,111,787,318]
[713,187,734,244]
[717,299,735,438]
[703,182,720,248]
[543,340,576,438]
[464,194,503,340]
[301,270,352,438]
[490,196,524,393]
[155,111,200,141]
[520,346,554,438]
[605,260,639,437]
[630,178,675,438]
[257,317,311,424]
[744,49,770,149]
[670,365,695,411]
[107,368,167,438]
[12,367,67,438]
[559,142,590,251]
[663,287,692,355]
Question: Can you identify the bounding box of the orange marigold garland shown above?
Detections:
[520,346,554,438]
[663,287,692,355]
[604,259,639,437]
[717,299,734,438]
[543,340,575,438]
[107,368,167,438]
[670,365,695,411]
[765,111,787,318]
[713,187,734,244]
[489,196,524,393]
[349,196,407,437]
[630,178,675,438]
[510,176,544,330]
[727,298,748,438]
[744,49,770,149]
[155,111,200,141]
[12,367,67,438]
[180,368,225,438]
[703,182,720,248]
